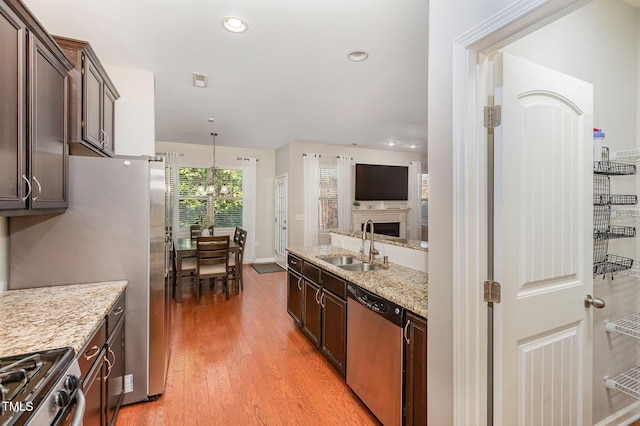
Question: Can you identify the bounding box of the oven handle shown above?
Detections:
[69,389,86,426]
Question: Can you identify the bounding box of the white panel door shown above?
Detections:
[274,174,288,267]
[493,53,594,425]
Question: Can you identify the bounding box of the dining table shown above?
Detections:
[173,237,240,302]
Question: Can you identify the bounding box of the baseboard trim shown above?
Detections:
[594,400,640,426]
[253,257,275,264]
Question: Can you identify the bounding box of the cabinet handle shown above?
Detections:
[290,260,297,265]
[315,288,321,305]
[83,345,100,361]
[32,176,42,201]
[320,293,326,308]
[21,175,32,202]
[103,353,113,380]
[113,306,124,316]
[404,320,411,344]
[297,275,302,290]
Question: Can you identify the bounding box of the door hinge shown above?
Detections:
[484,105,502,129]
[484,280,501,304]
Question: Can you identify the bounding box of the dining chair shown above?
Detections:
[196,235,231,303]
[190,225,202,240]
[229,229,247,291]
[174,245,197,302]
[233,226,242,243]
[190,224,202,239]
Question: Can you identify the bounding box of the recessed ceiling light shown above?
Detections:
[387,141,396,146]
[222,16,249,33]
[409,144,417,149]
[347,51,369,62]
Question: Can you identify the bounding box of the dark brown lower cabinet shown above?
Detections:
[302,279,321,347]
[321,289,346,375]
[83,347,106,426]
[287,270,303,326]
[404,312,427,426]
[106,316,125,426]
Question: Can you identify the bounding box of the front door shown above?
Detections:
[492,52,594,425]
[274,174,288,267]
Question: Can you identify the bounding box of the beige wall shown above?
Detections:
[0,218,7,292]
[156,141,276,262]
[281,141,427,249]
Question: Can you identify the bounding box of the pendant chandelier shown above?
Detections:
[196,131,229,196]
[197,132,218,196]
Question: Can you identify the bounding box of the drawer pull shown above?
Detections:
[290,260,297,265]
[83,345,100,361]
[112,306,124,316]
[404,320,411,344]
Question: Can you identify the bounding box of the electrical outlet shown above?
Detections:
[124,374,133,393]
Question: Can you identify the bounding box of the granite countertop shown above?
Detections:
[330,230,428,252]
[286,246,427,318]
[0,281,127,357]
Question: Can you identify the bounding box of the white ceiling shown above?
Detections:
[22,0,429,153]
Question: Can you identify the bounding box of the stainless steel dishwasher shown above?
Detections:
[346,283,404,426]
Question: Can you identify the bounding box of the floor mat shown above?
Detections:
[251,263,285,274]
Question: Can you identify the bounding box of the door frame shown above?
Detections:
[274,173,288,267]
[451,0,594,424]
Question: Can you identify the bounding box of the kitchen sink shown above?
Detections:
[338,263,384,272]
[318,255,363,266]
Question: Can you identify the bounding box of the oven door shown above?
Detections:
[56,388,86,426]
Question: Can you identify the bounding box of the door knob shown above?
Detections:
[584,294,605,309]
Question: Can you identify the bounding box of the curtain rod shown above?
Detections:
[337,156,353,160]
[237,157,259,161]
[303,153,321,157]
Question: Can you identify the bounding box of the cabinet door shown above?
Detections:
[404,312,427,426]
[106,317,125,426]
[321,290,346,375]
[29,34,68,209]
[0,4,27,210]
[102,85,116,157]
[82,54,103,149]
[302,279,321,347]
[83,348,106,426]
[287,271,303,326]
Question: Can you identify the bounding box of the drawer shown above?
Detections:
[78,319,106,381]
[107,291,126,337]
[288,254,302,273]
[302,261,321,284]
[321,271,346,300]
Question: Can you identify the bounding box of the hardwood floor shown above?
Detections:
[116,265,380,425]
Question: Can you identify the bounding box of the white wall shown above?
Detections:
[503,1,639,422]
[428,1,523,424]
[278,141,427,249]
[156,141,276,262]
[104,65,156,157]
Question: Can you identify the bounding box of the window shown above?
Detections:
[421,173,429,226]
[319,167,338,230]
[178,167,243,232]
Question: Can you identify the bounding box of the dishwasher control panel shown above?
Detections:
[347,283,404,326]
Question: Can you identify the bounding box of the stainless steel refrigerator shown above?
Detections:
[8,155,170,405]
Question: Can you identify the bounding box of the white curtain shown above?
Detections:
[242,158,257,262]
[408,161,422,240]
[303,154,320,246]
[337,156,353,231]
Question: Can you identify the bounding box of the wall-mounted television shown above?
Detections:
[355,163,408,201]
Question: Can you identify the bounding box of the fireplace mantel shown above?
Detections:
[352,208,409,239]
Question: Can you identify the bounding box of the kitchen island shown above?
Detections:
[0,280,127,357]
[286,245,427,317]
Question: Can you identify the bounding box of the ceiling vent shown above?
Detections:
[192,72,209,88]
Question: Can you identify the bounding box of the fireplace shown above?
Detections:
[362,222,400,238]
[352,208,409,239]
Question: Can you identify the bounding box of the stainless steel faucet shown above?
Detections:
[361,219,379,262]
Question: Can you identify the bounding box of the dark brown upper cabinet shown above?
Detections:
[0,0,73,216]
[52,35,119,157]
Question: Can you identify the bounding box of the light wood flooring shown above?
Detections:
[116,265,379,425]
